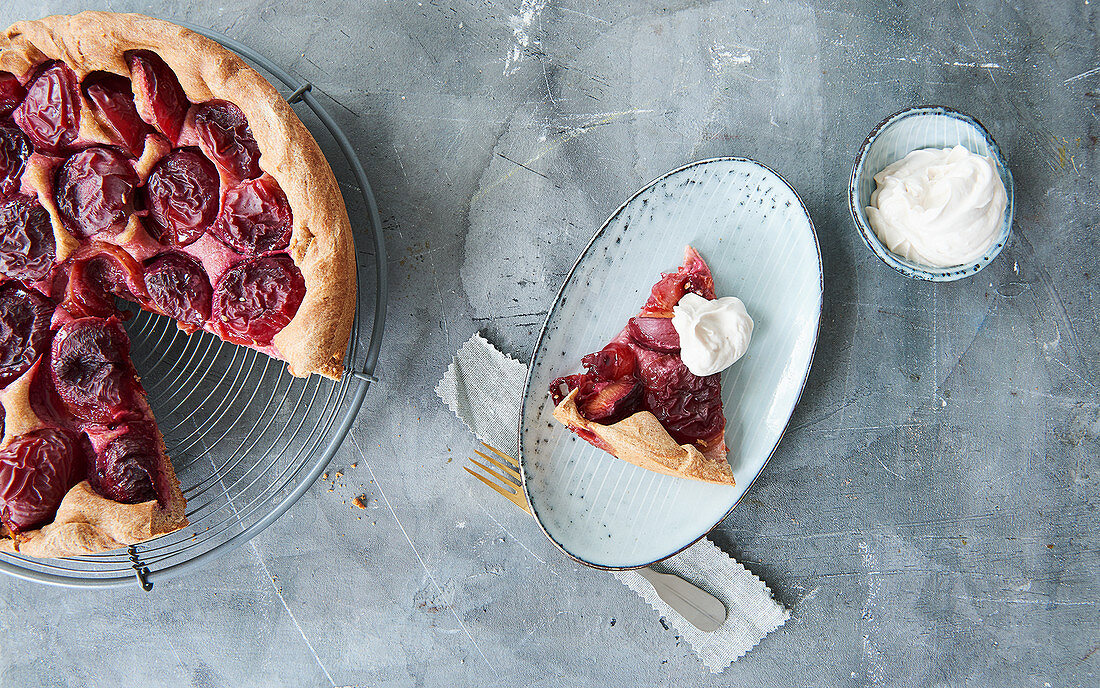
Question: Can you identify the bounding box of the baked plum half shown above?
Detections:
[126,50,189,143]
[0,196,55,281]
[0,428,83,534]
[12,61,81,154]
[214,176,292,254]
[143,250,212,330]
[0,71,26,117]
[144,148,219,245]
[50,316,143,424]
[193,100,261,182]
[550,342,643,425]
[55,147,140,239]
[63,244,148,319]
[82,72,151,156]
[638,355,724,446]
[0,124,31,198]
[86,421,162,505]
[0,283,54,387]
[212,253,304,346]
[627,316,680,354]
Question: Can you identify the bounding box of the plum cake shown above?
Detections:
[0,13,356,557]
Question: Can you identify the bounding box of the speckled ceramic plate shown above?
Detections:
[520,158,823,569]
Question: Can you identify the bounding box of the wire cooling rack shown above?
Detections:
[0,24,387,589]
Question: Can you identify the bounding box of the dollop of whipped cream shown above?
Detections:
[866,145,1007,268]
[671,292,754,377]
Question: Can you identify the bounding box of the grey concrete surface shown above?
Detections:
[1,1,1097,686]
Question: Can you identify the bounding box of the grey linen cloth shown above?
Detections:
[436,331,789,672]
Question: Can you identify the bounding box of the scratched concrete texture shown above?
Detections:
[0,1,1097,686]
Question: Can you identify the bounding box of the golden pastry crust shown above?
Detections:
[553,389,735,486]
[1,481,186,558]
[1,11,356,379]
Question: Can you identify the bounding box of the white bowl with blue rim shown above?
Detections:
[849,106,1014,282]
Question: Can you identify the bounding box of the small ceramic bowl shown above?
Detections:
[849,106,1014,282]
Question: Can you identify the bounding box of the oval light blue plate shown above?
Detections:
[520,158,823,569]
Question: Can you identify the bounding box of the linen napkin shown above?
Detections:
[436,331,790,672]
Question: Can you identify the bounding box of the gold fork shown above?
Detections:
[465,442,727,632]
[465,443,532,514]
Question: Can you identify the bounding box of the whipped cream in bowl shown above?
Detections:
[850,106,1014,282]
[866,145,1006,267]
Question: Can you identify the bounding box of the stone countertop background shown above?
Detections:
[1,1,1097,686]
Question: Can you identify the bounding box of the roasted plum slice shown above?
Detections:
[641,249,716,315]
[627,316,680,353]
[550,373,641,425]
[0,71,26,117]
[214,176,292,254]
[552,343,642,423]
[580,342,636,382]
[211,253,305,346]
[639,356,724,446]
[0,196,55,281]
[86,422,161,504]
[576,377,642,423]
[63,243,148,319]
[126,50,189,143]
[193,100,261,181]
[0,428,83,534]
[12,61,81,154]
[0,283,54,387]
[55,146,140,239]
[144,251,212,330]
[0,124,31,197]
[50,316,143,424]
[82,72,151,156]
[143,148,219,245]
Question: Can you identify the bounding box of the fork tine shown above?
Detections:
[481,442,520,469]
[464,464,532,514]
[465,466,516,498]
[467,457,519,493]
[474,449,523,483]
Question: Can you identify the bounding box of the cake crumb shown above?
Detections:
[352,495,368,509]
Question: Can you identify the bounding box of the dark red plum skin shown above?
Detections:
[126,50,189,143]
[54,147,140,239]
[82,72,151,156]
[193,100,261,181]
[211,254,305,346]
[13,61,81,155]
[0,124,31,198]
[0,283,54,387]
[0,196,55,281]
[50,316,143,424]
[0,428,83,534]
[62,243,149,319]
[144,148,219,246]
[214,176,292,255]
[0,71,26,117]
[143,251,212,330]
[87,422,161,504]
